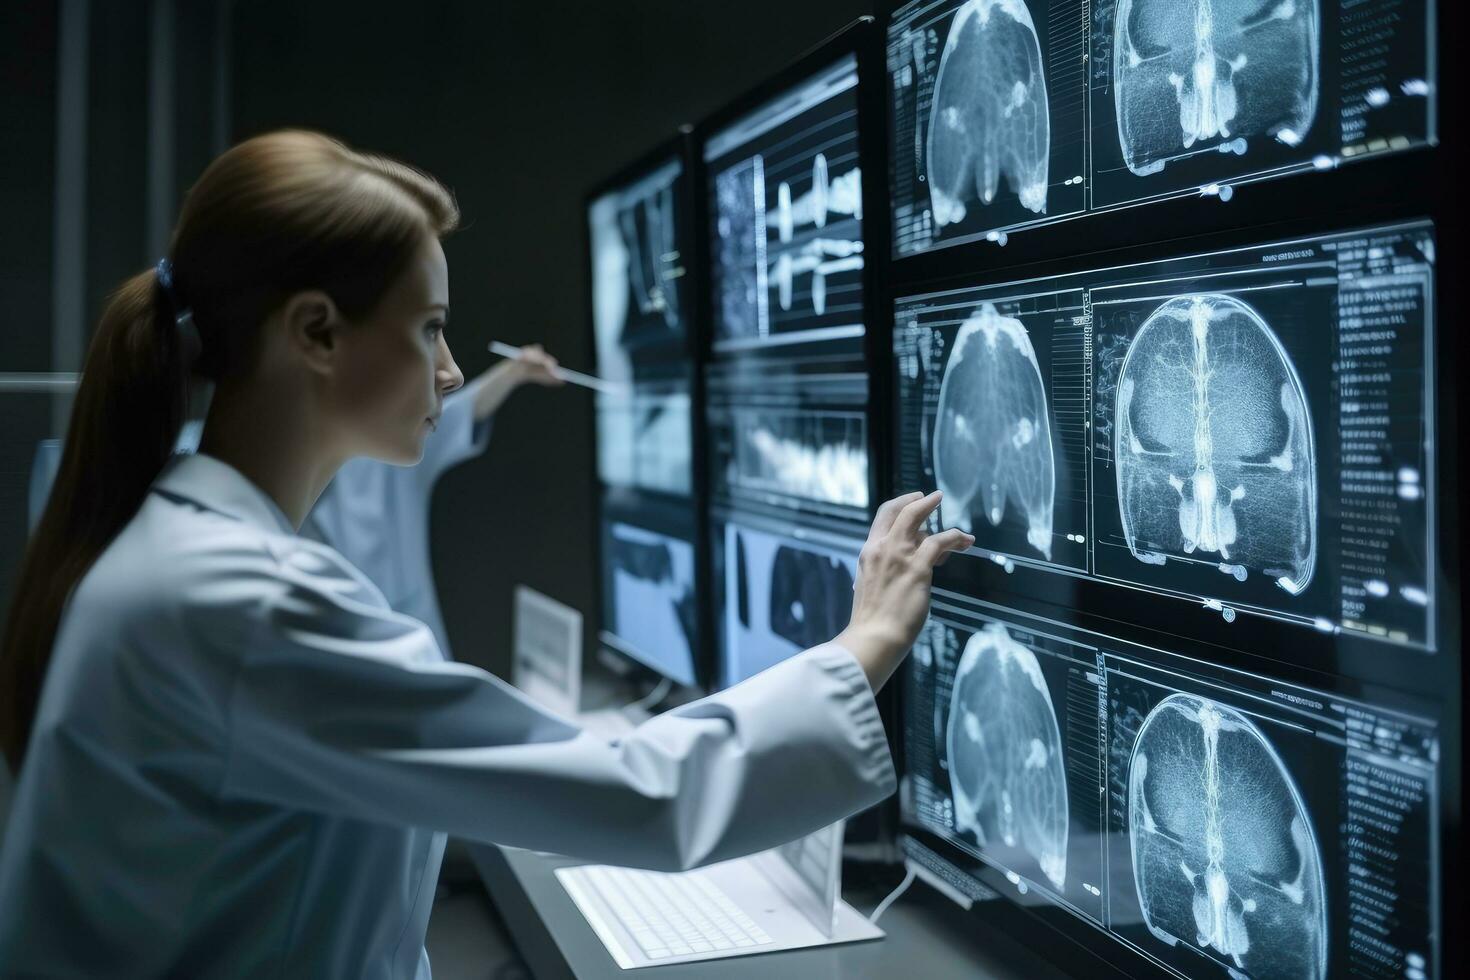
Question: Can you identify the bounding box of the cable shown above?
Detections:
[867,866,917,925]
[624,676,673,715]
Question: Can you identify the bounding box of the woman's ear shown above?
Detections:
[282,290,342,375]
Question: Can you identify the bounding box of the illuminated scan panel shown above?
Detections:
[887,0,1435,254]
[707,359,870,523]
[709,513,861,688]
[889,0,1087,254]
[707,55,867,352]
[598,521,699,688]
[893,222,1434,649]
[899,595,1441,979]
[590,157,696,497]
[902,603,1107,922]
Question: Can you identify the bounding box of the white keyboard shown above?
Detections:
[570,864,775,961]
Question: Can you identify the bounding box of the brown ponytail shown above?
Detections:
[1,130,459,768]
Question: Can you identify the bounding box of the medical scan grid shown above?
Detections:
[706,54,868,352]
[898,593,1441,980]
[886,0,1436,256]
[891,221,1435,650]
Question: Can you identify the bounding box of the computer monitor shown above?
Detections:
[588,138,706,688]
[700,19,886,689]
[888,218,1453,977]
[886,0,1437,257]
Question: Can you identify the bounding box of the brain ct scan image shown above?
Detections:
[1113,0,1320,177]
[1128,693,1327,980]
[935,304,1056,559]
[946,623,1069,890]
[929,0,1051,223]
[1115,294,1316,593]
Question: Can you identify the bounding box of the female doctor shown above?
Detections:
[0,130,973,978]
[301,343,564,660]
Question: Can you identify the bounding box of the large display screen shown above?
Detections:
[901,592,1442,980]
[702,49,877,688]
[893,221,1435,652]
[887,0,1437,255]
[589,154,702,685]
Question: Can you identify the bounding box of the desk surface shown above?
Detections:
[471,844,1074,980]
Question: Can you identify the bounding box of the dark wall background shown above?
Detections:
[1,0,226,626]
[231,0,874,678]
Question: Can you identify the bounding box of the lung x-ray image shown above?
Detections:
[1115,293,1316,593]
[1127,693,1327,980]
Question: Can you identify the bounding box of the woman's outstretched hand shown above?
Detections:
[836,491,974,692]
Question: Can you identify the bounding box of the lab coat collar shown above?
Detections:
[152,453,297,536]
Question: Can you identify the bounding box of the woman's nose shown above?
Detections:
[436,334,465,395]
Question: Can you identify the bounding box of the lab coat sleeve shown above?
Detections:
[417,386,490,486]
[219,548,895,872]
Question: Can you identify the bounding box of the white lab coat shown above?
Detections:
[0,453,894,978]
[300,386,488,658]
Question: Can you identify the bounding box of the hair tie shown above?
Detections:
[156,258,202,366]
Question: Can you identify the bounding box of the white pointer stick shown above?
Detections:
[487,341,626,394]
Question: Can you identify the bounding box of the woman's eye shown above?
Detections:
[425,320,444,339]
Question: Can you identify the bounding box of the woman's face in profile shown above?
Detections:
[336,233,463,464]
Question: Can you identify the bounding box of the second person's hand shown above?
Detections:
[836,490,973,692]
[511,343,564,387]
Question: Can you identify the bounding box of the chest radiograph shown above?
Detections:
[1114,294,1316,593]
[1113,0,1319,176]
[1128,694,1327,980]
[928,0,1051,225]
[934,304,1056,559]
[946,623,1069,890]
